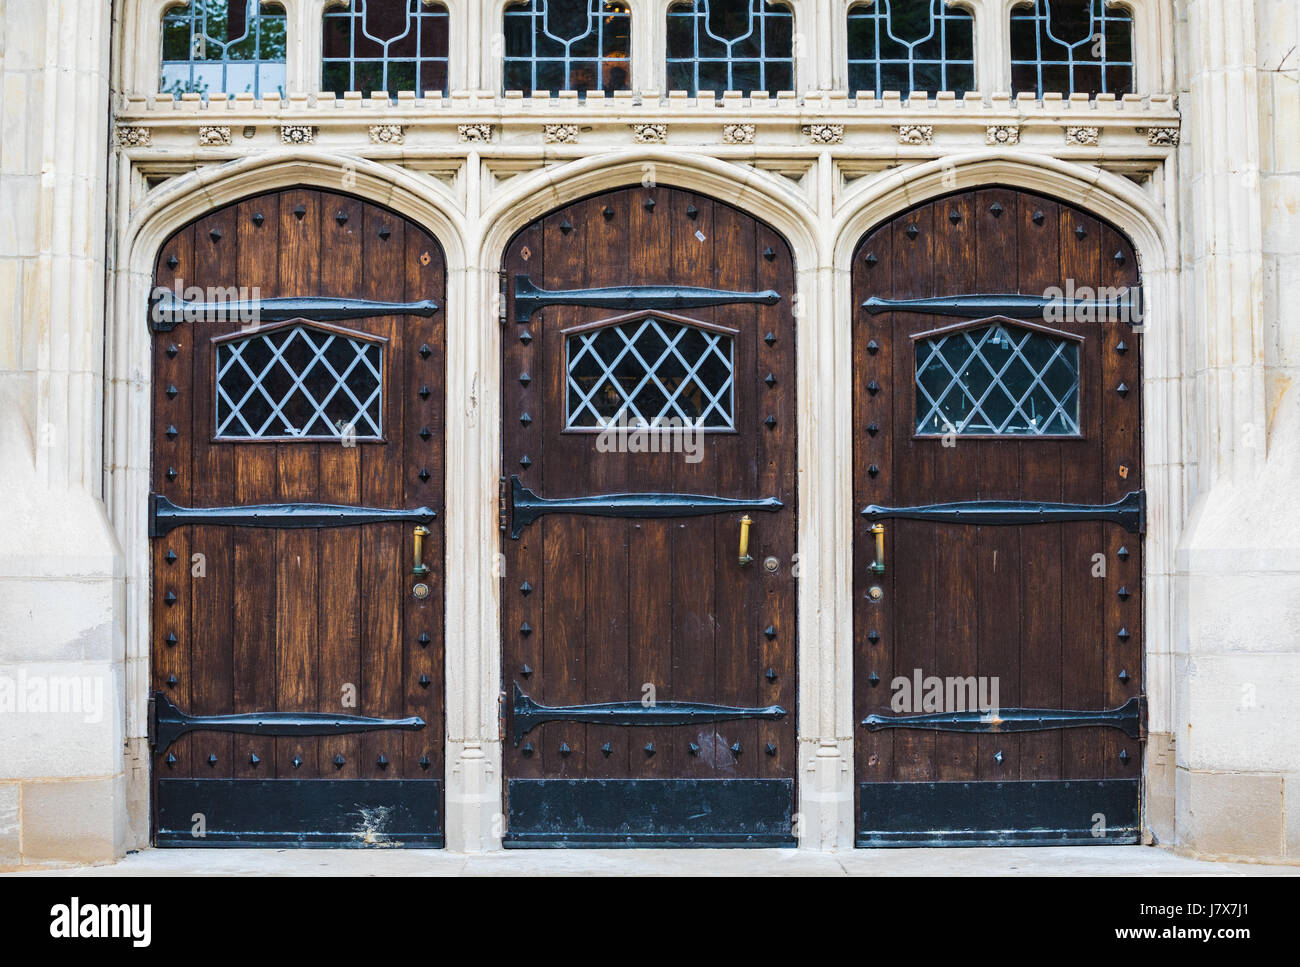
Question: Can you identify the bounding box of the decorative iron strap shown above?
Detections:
[151,291,439,331]
[512,684,787,744]
[861,490,1145,535]
[149,692,426,755]
[149,494,436,537]
[862,289,1141,321]
[509,475,781,539]
[862,696,1145,740]
[513,275,780,323]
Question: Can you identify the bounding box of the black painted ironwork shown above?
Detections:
[149,692,426,755]
[861,696,1145,740]
[512,684,786,744]
[509,475,781,539]
[154,779,443,848]
[150,290,439,331]
[861,490,1145,534]
[513,275,780,323]
[862,289,1142,321]
[149,494,435,537]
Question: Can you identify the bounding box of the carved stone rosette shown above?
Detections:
[115,125,152,147]
[897,124,933,146]
[1065,125,1101,146]
[458,123,494,143]
[369,124,404,145]
[986,124,1021,146]
[279,124,315,145]
[722,123,756,145]
[802,123,844,145]
[543,123,579,144]
[630,122,667,144]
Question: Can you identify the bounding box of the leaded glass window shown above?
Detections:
[915,321,1081,436]
[161,0,287,99]
[847,0,975,96]
[322,0,450,98]
[1010,0,1134,97]
[666,0,795,96]
[215,322,384,440]
[566,316,735,430]
[504,1,632,95]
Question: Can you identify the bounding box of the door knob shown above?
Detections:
[413,525,430,577]
[870,523,886,575]
[738,515,753,567]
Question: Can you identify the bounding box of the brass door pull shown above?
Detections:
[738,515,753,567]
[413,525,430,577]
[870,523,886,575]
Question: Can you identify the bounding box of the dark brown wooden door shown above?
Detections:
[148,187,446,847]
[851,187,1144,846]
[501,185,797,846]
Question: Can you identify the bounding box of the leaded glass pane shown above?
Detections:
[665,1,795,96]
[1010,0,1134,97]
[503,1,632,95]
[160,0,287,99]
[567,317,735,430]
[914,323,1081,436]
[321,0,450,98]
[847,0,975,96]
[215,324,383,440]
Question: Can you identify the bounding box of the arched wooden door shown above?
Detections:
[148,188,446,847]
[500,185,798,846]
[852,187,1145,846]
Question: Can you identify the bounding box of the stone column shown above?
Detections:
[1174,0,1299,863]
[0,0,126,867]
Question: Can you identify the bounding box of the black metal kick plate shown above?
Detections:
[154,779,443,848]
[505,778,795,847]
[856,779,1139,847]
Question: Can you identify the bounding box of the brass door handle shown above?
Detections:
[870,523,885,575]
[738,515,753,567]
[413,525,430,577]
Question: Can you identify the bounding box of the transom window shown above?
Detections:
[666,0,794,95]
[1011,0,1134,96]
[847,0,975,96]
[566,316,735,430]
[161,0,287,99]
[215,322,384,440]
[322,0,450,97]
[504,1,632,95]
[915,321,1081,436]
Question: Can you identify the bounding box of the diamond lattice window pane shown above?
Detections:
[915,322,1080,436]
[566,316,734,430]
[215,323,383,439]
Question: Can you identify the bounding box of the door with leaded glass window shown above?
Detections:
[851,187,1145,845]
[501,185,798,846]
[148,187,446,846]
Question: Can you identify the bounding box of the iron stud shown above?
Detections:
[293,204,306,220]
[519,331,533,344]
[522,743,534,757]
[334,755,345,769]
[1032,211,1045,225]
[766,743,777,756]
[765,332,777,346]
[1116,382,1130,398]
[1118,627,1131,641]
[949,209,962,225]
[165,549,177,564]
[519,371,531,386]
[520,622,533,636]
[867,380,881,396]
[292,756,302,768]
[687,205,699,220]
[866,340,879,355]
[867,422,879,436]
[166,344,179,358]
[166,254,180,269]
[520,412,532,426]
[417,632,431,647]
[1116,340,1128,355]
[688,743,700,756]
[765,667,777,682]
[1075,225,1088,239]
[906,224,920,239]
[764,373,776,387]
[1118,669,1131,683]
[1119,749,1131,764]
[763,247,776,261]
[867,630,880,644]
[865,253,878,267]
[1117,545,1130,561]
[166,424,179,439]
[418,674,431,688]
[166,467,178,482]
[644,742,655,756]
[730,742,742,757]
[209,228,222,242]
[764,415,777,430]
[559,220,573,235]
[418,385,431,399]
[559,742,571,756]
[990,202,1004,217]
[868,464,880,478]
[644,197,655,212]
[208,754,218,766]
[994,750,1004,764]
[519,455,532,468]
[250,752,260,766]
[335,211,348,226]
[764,625,777,640]
[419,756,430,770]
[520,581,533,595]
[419,343,432,359]
[419,426,432,440]
[418,468,430,482]
[164,591,177,606]
[165,632,178,647]
[166,674,178,687]
[520,664,532,678]
[378,226,391,240]
[1118,586,1131,601]
[376,755,388,769]
[1114,250,1126,265]
[603,206,615,221]
[601,742,612,757]
[166,753,177,767]
[166,384,179,399]
[868,672,880,686]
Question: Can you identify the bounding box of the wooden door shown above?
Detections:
[851,187,1145,845]
[501,186,798,846]
[148,187,447,847]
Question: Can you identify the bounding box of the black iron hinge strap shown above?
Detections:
[862,696,1145,740]
[862,491,1145,535]
[513,275,780,323]
[508,475,781,539]
[862,289,1142,322]
[150,291,439,332]
[149,494,436,538]
[512,684,786,744]
[148,692,426,755]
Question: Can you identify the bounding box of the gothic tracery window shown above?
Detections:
[503,0,632,95]
[1010,0,1134,97]
[322,0,451,97]
[847,0,975,96]
[161,0,287,99]
[666,0,795,96]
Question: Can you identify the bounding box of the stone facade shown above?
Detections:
[0,0,1295,867]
